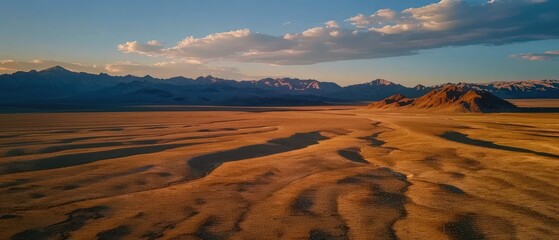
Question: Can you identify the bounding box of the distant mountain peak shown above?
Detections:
[414,84,426,90]
[368,79,395,86]
[252,77,340,92]
[195,75,224,82]
[40,65,71,73]
[1,67,557,106]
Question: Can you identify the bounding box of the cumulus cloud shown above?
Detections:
[118,0,559,65]
[117,40,164,56]
[347,9,397,29]
[511,50,559,61]
[325,20,339,28]
[104,60,249,78]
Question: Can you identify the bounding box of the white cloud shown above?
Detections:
[104,60,249,78]
[301,27,325,37]
[511,50,559,61]
[346,14,369,29]
[374,9,396,21]
[347,9,397,29]
[147,40,162,46]
[325,20,339,28]
[117,0,559,65]
[117,41,164,56]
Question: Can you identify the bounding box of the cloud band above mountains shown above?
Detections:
[118,0,559,65]
[0,59,249,79]
[511,50,559,61]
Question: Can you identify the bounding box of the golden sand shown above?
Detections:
[0,105,557,239]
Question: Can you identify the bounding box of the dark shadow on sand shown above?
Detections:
[96,225,131,240]
[442,214,485,240]
[440,131,559,159]
[338,148,368,164]
[291,190,316,215]
[187,132,328,178]
[36,142,125,155]
[0,144,194,175]
[518,107,559,113]
[11,206,110,240]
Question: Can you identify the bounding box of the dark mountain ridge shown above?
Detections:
[0,66,557,107]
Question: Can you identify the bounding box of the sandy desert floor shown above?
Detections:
[0,104,558,239]
[507,98,559,108]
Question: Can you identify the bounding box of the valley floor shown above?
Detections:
[0,106,558,239]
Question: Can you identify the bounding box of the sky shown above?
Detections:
[0,0,558,86]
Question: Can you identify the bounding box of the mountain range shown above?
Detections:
[0,66,558,107]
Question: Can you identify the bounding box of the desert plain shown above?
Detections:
[0,102,558,240]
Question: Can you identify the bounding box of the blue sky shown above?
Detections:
[0,0,558,86]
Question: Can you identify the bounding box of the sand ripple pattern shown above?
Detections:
[0,109,558,239]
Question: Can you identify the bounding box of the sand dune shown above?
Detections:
[0,106,558,239]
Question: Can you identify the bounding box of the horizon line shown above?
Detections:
[2,65,558,89]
